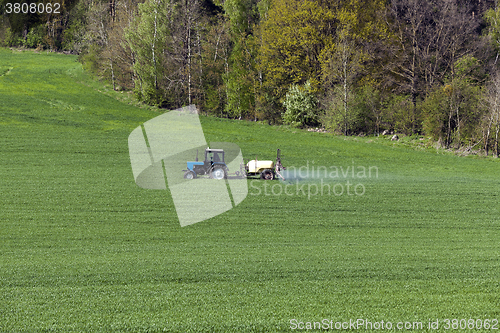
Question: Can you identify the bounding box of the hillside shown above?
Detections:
[1,48,500,332]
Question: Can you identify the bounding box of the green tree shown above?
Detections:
[485,5,500,65]
[223,33,258,119]
[422,56,483,148]
[386,95,415,136]
[125,0,170,105]
[223,0,261,119]
[259,0,333,97]
[321,25,363,135]
[200,16,230,116]
[259,0,387,125]
[482,71,500,157]
[352,84,383,135]
[321,85,358,134]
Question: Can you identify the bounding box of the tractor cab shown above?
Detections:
[184,148,228,179]
[205,149,224,164]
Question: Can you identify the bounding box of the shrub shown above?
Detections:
[4,28,23,47]
[24,25,46,49]
[282,80,318,127]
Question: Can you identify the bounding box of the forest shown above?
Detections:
[2,0,500,156]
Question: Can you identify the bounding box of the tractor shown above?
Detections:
[183,148,228,180]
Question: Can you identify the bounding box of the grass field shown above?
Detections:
[1,47,500,332]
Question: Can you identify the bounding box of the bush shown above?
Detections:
[422,80,484,148]
[351,85,383,135]
[24,25,46,49]
[79,44,101,75]
[4,28,23,47]
[386,95,417,135]
[320,85,359,135]
[62,20,86,53]
[282,80,318,127]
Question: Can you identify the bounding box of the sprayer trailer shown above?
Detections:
[244,149,286,180]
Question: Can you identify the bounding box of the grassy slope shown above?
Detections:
[1,48,499,332]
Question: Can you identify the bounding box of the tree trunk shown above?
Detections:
[447,105,453,149]
[495,124,499,158]
[152,2,158,90]
[341,32,349,136]
[110,0,116,22]
[455,91,461,147]
[197,30,203,108]
[110,59,115,90]
[484,122,491,156]
[186,0,192,105]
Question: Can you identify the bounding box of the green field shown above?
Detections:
[1,48,500,332]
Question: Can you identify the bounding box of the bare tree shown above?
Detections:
[426,0,480,84]
[387,0,428,122]
[102,0,139,90]
[386,0,482,134]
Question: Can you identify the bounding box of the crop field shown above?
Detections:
[1,48,500,332]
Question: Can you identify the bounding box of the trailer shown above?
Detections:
[243,149,286,180]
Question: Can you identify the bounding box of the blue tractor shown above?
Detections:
[184,148,228,180]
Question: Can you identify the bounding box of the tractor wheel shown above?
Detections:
[184,171,196,179]
[210,167,227,180]
[260,169,274,180]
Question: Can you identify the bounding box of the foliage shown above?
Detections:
[421,88,448,142]
[482,71,500,156]
[2,27,21,47]
[125,0,169,106]
[78,44,102,75]
[282,80,317,127]
[485,6,500,57]
[352,84,383,135]
[200,17,230,116]
[223,33,258,119]
[3,0,500,151]
[222,0,261,119]
[62,19,86,52]
[23,25,46,49]
[259,0,387,120]
[422,56,484,147]
[386,94,417,135]
[321,85,356,134]
[259,0,331,95]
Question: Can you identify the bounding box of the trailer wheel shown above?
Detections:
[210,167,226,180]
[184,171,196,179]
[260,169,274,180]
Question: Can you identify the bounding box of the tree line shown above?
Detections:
[2,0,500,156]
